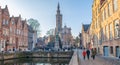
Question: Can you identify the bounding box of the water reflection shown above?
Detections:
[0,58,70,65]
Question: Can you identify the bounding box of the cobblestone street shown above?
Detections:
[78,50,120,65]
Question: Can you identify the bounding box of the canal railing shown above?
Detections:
[69,50,79,65]
[0,51,73,61]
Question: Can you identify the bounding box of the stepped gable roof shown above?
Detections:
[14,17,19,24]
[2,5,9,16]
[21,20,26,28]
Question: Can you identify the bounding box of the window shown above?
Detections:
[110,23,113,40]
[101,28,105,42]
[95,22,97,28]
[113,0,118,11]
[3,29,6,36]
[102,10,105,21]
[19,30,21,34]
[110,46,113,54]
[10,27,12,32]
[3,19,5,25]
[108,3,111,16]
[6,29,9,36]
[106,7,108,18]
[106,25,109,40]
[114,19,119,38]
[10,38,12,44]
[104,9,106,20]
[6,20,8,25]
[17,29,18,34]
[97,18,98,28]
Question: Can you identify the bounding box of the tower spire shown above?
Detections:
[58,2,60,10]
[57,2,60,13]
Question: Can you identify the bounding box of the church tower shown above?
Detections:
[54,3,62,51]
[56,3,62,34]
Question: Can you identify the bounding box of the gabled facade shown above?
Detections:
[0,5,28,52]
[81,24,90,49]
[1,5,10,51]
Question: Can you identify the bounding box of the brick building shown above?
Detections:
[0,5,28,52]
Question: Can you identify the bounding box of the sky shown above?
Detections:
[0,0,93,37]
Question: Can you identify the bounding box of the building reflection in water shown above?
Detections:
[0,58,70,65]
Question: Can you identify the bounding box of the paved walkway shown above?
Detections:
[78,49,120,65]
[69,50,79,65]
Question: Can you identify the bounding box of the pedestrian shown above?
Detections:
[82,49,86,60]
[91,48,96,60]
[86,49,90,60]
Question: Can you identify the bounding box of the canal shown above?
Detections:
[0,58,70,65]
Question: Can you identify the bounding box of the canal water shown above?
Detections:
[0,58,70,65]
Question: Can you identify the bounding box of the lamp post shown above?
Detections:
[116,23,120,58]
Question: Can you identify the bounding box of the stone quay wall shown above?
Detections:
[0,51,73,60]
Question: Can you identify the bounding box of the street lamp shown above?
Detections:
[116,23,120,37]
[116,23,120,58]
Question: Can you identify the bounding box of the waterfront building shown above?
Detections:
[91,0,120,57]
[0,5,28,52]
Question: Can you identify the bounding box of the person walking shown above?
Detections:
[86,49,90,60]
[91,48,96,60]
[82,49,86,60]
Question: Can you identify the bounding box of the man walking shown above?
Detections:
[86,49,90,60]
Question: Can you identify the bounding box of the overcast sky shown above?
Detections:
[0,0,93,37]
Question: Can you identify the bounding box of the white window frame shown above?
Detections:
[113,0,118,11]
[108,3,111,16]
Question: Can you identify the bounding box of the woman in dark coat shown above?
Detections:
[86,49,90,60]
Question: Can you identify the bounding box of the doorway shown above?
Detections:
[103,46,109,56]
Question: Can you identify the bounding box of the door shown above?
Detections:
[116,46,119,57]
[103,46,109,56]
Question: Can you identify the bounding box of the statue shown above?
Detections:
[54,32,60,51]
[56,33,59,41]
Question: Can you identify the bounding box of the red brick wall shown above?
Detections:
[0,6,28,51]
